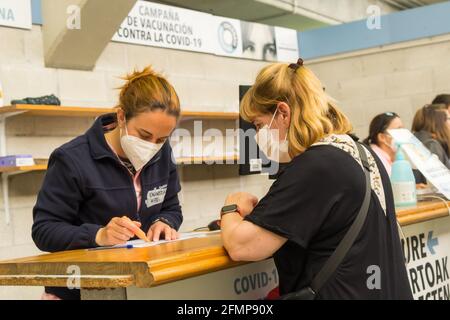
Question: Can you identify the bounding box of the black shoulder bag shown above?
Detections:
[280,143,372,300]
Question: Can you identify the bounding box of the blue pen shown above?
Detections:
[88,244,134,251]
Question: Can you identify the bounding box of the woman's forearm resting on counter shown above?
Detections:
[221,197,287,262]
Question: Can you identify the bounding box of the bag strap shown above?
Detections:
[309,142,372,294]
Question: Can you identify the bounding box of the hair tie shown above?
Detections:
[288,58,304,71]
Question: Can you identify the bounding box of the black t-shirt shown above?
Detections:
[245,145,413,300]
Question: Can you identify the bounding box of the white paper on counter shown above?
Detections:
[114,230,221,248]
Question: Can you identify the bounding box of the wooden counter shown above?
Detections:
[0,104,239,120]
[397,200,450,226]
[0,233,243,289]
[0,200,448,299]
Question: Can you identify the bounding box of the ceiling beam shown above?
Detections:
[42,0,137,70]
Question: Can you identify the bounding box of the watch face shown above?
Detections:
[222,204,238,213]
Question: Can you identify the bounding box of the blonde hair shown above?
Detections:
[117,66,180,119]
[241,62,352,157]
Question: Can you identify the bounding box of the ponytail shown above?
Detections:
[117,65,180,119]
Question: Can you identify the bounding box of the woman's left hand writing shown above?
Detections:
[147,221,179,242]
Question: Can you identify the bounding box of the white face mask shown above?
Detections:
[390,140,398,153]
[120,122,164,171]
[384,135,398,154]
[255,109,291,163]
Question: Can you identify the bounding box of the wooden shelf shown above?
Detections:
[0,159,48,174]
[0,164,47,174]
[0,105,111,117]
[181,111,238,120]
[0,105,239,120]
[0,156,239,174]
[177,155,239,164]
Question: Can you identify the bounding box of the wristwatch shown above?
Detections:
[220,204,240,218]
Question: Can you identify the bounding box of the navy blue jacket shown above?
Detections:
[32,114,183,253]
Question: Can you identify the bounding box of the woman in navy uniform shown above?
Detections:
[32,66,183,299]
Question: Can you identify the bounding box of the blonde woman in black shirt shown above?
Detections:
[220,59,413,300]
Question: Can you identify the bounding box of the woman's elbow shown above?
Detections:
[31,229,46,252]
[227,246,246,262]
[227,247,265,262]
[222,223,258,261]
[224,240,260,262]
[31,224,48,252]
[31,221,57,252]
[223,237,245,261]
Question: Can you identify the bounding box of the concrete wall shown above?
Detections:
[307,35,450,140]
[0,24,450,299]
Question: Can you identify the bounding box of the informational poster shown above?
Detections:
[402,216,450,300]
[113,1,214,54]
[388,129,450,200]
[0,0,32,29]
[275,26,301,62]
[113,1,299,62]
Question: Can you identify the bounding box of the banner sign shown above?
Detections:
[402,216,450,300]
[113,1,213,54]
[113,1,299,62]
[0,0,32,29]
[127,259,278,300]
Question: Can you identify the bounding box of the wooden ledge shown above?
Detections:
[397,200,450,226]
[0,275,134,288]
[0,105,239,120]
[0,155,240,174]
[0,234,239,288]
[0,202,449,289]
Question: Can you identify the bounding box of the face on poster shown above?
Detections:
[239,22,299,62]
[241,21,278,62]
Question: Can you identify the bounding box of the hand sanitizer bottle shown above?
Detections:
[390,147,417,208]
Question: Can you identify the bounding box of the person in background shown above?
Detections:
[32,66,183,300]
[412,104,450,169]
[432,94,450,112]
[363,112,403,176]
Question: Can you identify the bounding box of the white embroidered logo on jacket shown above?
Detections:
[145,184,168,208]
